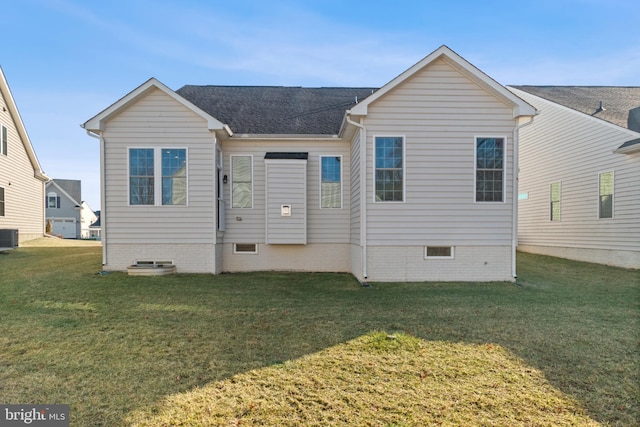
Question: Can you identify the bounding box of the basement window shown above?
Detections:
[425,246,454,259]
[234,243,257,254]
[134,260,174,267]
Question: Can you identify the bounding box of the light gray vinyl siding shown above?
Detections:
[0,93,44,241]
[265,159,307,244]
[220,139,351,245]
[46,188,79,219]
[363,57,516,246]
[514,89,640,252]
[102,87,216,245]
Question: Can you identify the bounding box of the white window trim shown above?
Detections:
[550,181,561,222]
[0,185,5,217]
[233,243,258,254]
[373,135,406,203]
[424,246,455,259]
[319,155,343,209]
[597,170,614,219]
[47,192,59,209]
[0,124,7,156]
[230,154,254,209]
[127,147,189,207]
[474,136,507,203]
[216,145,225,231]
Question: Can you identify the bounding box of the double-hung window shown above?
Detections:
[161,149,187,205]
[129,148,187,206]
[231,155,253,208]
[475,137,505,202]
[374,136,404,202]
[598,171,614,219]
[1,125,7,155]
[47,192,60,209]
[320,156,342,208]
[550,182,561,221]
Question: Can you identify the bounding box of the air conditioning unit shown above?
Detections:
[0,229,19,248]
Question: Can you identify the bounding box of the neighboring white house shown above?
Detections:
[0,66,49,245]
[80,201,98,239]
[510,86,640,269]
[83,45,536,282]
[88,210,101,240]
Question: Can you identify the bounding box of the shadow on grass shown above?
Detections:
[0,248,638,426]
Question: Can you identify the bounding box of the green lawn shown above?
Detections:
[0,244,638,426]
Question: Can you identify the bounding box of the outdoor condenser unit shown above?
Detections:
[0,229,19,248]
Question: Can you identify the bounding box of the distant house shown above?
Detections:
[45,179,95,239]
[46,179,81,238]
[88,210,101,240]
[0,66,49,245]
[83,45,536,281]
[510,86,640,269]
[80,201,98,239]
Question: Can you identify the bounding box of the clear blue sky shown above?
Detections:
[4,0,639,210]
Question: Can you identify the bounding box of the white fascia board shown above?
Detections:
[614,139,640,154]
[350,45,536,118]
[82,77,228,133]
[46,180,81,207]
[509,87,640,139]
[0,66,49,180]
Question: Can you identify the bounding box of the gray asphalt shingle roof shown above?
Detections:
[52,179,81,205]
[511,86,640,130]
[176,86,378,135]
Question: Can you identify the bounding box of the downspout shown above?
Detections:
[512,116,534,279]
[85,129,106,267]
[345,112,368,280]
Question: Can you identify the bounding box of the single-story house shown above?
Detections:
[83,45,537,282]
[509,86,640,269]
[0,66,49,246]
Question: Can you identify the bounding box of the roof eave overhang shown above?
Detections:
[349,45,537,119]
[614,138,640,154]
[230,133,340,141]
[45,180,81,206]
[82,78,232,137]
[0,66,49,179]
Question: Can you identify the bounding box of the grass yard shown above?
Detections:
[0,242,638,426]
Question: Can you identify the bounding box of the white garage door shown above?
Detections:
[51,218,76,238]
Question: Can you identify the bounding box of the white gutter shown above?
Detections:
[84,129,106,267]
[512,116,535,279]
[345,111,368,280]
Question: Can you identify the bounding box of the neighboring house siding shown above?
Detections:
[514,90,640,268]
[101,88,217,271]
[364,58,516,247]
[0,92,45,242]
